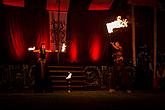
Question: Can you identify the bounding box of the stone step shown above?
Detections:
[51,85,85,88]
[49,70,85,73]
[51,80,85,83]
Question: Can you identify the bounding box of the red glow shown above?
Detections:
[46,0,70,11]
[9,17,25,60]
[90,35,101,62]
[3,0,24,7]
[36,34,50,60]
[36,17,50,60]
[88,0,112,10]
[10,33,25,60]
[70,38,78,62]
[36,35,49,50]
[153,78,158,88]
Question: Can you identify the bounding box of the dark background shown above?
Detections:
[0,0,164,65]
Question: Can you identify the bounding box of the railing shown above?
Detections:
[0,64,35,90]
[1,63,159,91]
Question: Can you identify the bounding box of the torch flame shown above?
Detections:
[106,16,128,33]
[28,46,35,51]
[66,72,72,79]
[61,43,66,52]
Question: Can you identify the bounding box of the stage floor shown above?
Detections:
[0,90,165,110]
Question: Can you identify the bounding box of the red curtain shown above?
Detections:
[5,8,26,61]
[3,0,24,7]
[35,11,50,60]
[70,37,78,62]
[46,0,70,11]
[35,12,50,50]
[67,9,132,64]
[3,6,50,63]
[89,33,102,62]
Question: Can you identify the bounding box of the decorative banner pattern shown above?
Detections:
[49,11,68,52]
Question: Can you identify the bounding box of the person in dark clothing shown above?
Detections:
[122,60,136,93]
[136,45,153,90]
[109,41,124,93]
[31,43,52,93]
[111,41,123,64]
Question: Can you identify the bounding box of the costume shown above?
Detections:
[109,42,124,92]
[34,48,48,93]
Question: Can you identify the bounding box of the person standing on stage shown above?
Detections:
[31,43,51,93]
[111,41,123,64]
[109,41,124,93]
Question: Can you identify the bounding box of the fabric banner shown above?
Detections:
[47,0,70,11]
[49,11,68,52]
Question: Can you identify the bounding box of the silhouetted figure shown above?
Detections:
[122,60,135,93]
[109,41,124,93]
[30,43,51,93]
[136,45,153,90]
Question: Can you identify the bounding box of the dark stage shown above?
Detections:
[0,90,165,110]
[1,0,165,109]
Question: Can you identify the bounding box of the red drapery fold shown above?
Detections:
[4,7,50,62]
[89,34,101,62]
[35,12,50,59]
[46,0,70,11]
[8,12,26,61]
[70,36,78,62]
[3,0,24,7]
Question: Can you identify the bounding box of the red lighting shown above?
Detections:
[88,0,113,10]
[70,38,78,62]
[3,0,24,7]
[90,35,101,62]
[7,14,25,61]
[46,0,70,11]
[11,36,25,60]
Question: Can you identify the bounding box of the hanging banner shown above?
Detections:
[49,11,68,52]
[47,0,70,11]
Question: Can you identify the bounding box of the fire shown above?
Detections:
[28,46,35,51]
[106,16,128,33]
[66,72,72,79]
[61,43,66,52]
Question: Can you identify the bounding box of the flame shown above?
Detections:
[106,16,128,33]
[28,46,35,51]
[66,72,72,79]
[61,43,66,52]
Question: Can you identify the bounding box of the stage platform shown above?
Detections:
[0,90,165,110]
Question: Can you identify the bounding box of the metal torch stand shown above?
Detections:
[67,79,71,93]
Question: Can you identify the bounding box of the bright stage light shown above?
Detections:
[28,46,35,51]
[66,72,72,79]
[106,16,128,33]
[61,43,66,52]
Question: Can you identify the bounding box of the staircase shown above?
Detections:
[47,65,87,91]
